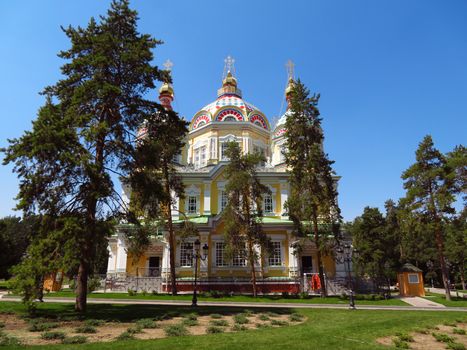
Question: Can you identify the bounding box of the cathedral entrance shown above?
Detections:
[301,256,313,274]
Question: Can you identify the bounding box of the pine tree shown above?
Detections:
[222,142,271,297]
[3,0,164,312]
[445,208,466,290]
[284,80,341,297]
[400,135,459,300]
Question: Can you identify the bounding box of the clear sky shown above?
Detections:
[0,1,465,221]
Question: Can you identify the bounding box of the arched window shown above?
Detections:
[224,116,236,121]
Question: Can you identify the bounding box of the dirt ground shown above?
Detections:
[0,312,303,346]
[377,323,467,350]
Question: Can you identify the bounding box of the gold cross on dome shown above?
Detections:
[286,59,295,80]
[223,55,235,77]
[163,59,174,72]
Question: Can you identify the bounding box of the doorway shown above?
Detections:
[148,256,160,277]
[301,256,313,274]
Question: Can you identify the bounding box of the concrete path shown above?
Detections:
[426,287,467,298]
[1,295,466,312]
[401,296,445,308]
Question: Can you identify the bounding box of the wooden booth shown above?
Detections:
[43,271,63,292]
[398,263,425,297]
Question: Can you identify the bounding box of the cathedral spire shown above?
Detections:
[159,59,174,110]
[218,55,242,97]
[285,59,295,108]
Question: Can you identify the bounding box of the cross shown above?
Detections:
[223,55,235,77]
[286,59,295,80]
[163,59,174,72]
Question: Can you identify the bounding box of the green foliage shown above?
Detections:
[258,314,270,321]
[284,80,341,297]
[0,332,21,346]
[164,324,188,337]
[181,318,198,327]
[84,319,104,327]
[289,313,304,322]
[221,142,272,297]
[432,332,455,343]
[126,325,143,334]
[128,289,137,296]
[233,314,249,324]
[62,335,87,344]
[209,319,228,327]
[40,331,66,340]
[28,321,58,332]
[75,325,97,334]
[231,324,247,331]
[136,318,158,329]
[210,313,223,319]
[453,328,466,335]
[184,313,198,321]
[392,338,410,349]
[206,326,224,334]
[270,319,288,326]
[256,323,271,329]
[116,332,135,341]
[447,342,466,350]
[395,332,414,342]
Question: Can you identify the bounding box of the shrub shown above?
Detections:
[85,319,104,327]
[281,292,289,298]
[289,313,304,322]
[432,332,455,343]
[41,331,66,340]
[210,319,228,327]
[184,313,198,321]
[447,343,466,350]
[414,328,429,334]
[243,310,254,316]
[392,338,410,349]
[233,314,249,324]
[444,321,457,327]
[0,333,21,346]
[270,319,288,326]
[265,312,279,318]
[62,335,87,344]
[141,290,147,296]
[256,323,271,329]
[151,290,158,295]
[258,314,270,321]
[0,322,4,329]
[75,325,97,334]
[206,326,224,334]
[116,332,135,341]
[28,322,58,332]
[231,324,247,331]
[126,326,143,335]
[210,313,223,319]
[165,324,188,337]
[453,328,466,335]
[395,332,414,342]
[182,318,198,327]
[128,289,137,296]
[136,318,158,329]
[87,276,102,293]
[299,292,311,299]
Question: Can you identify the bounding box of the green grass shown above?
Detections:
[423,292,467,307]
[0,301,466,349]
[26,290,410,306]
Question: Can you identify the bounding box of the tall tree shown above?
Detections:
[222,142,271,297]
[445,208,466,290]
[3,0,165,312]
[284,80,341,297]
[125,89,189,295]
[400,135,459,300]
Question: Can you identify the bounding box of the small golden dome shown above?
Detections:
[222,71,237,87]
[159,82,174,97]
[285,78,295,96]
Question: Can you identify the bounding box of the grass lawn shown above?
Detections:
[33,291,410,306]
[423,292,467,307]
[0,301,466,349]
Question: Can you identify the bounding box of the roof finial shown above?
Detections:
[286,59,295,81]
[223,55,236,78]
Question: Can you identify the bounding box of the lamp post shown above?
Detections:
[191,239,209,307]
[336,244,357,310]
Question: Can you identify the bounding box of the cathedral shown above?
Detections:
[106,58,344,293]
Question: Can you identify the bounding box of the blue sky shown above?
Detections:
[0,1,465,221]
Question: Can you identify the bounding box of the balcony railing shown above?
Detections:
[136,267,161,277]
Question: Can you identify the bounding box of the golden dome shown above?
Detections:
[285,78,295,96]
[222,71,237,87]
[159,82,174,97]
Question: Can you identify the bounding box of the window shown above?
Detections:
[408,273,419,284]
[220,191,228,212]
[269,241,282,266]
[180,242,193,267]
[215,242,228,267]
[264,193,273,214]
[221,142,229,160]
[194,146,207,168]
[187,196,197,214]
[194,148,199,165]
[232,250,246,267]
[279,145,286,163]
[224,116,236,121]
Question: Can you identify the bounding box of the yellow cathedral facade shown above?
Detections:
[106,58,345,293]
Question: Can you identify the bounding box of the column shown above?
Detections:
[171,190,179,220]
[280,181,288,218]
[106,243,117,274]
[288,232,299,278]
[115,233,128,276]
[203,181,211,215]
[199,232,209,278]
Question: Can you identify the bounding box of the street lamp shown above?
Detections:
[336,244,357,310]
[191,239,208,307]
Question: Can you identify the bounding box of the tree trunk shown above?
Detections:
[75,260,88,312]
[459,265,465,291]
[312,211,327,297]
[248,239,257,297]
[163,162,177,296]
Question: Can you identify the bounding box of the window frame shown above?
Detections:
[408,273,419,284]
[268,241,282,267]
[180,242,193,267]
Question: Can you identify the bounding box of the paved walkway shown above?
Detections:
[401,296,445,308]
[1,295,466,312]
[426,287,467,298]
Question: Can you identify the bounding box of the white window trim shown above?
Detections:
[219,134,242,160]
[185,185,201,216]
[179,242,194,268]
[408,273,420,284]
[217,181,227,214]
[263,185,277,215]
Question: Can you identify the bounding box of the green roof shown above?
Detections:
[261,217,293,224]
[173,216,209,224]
